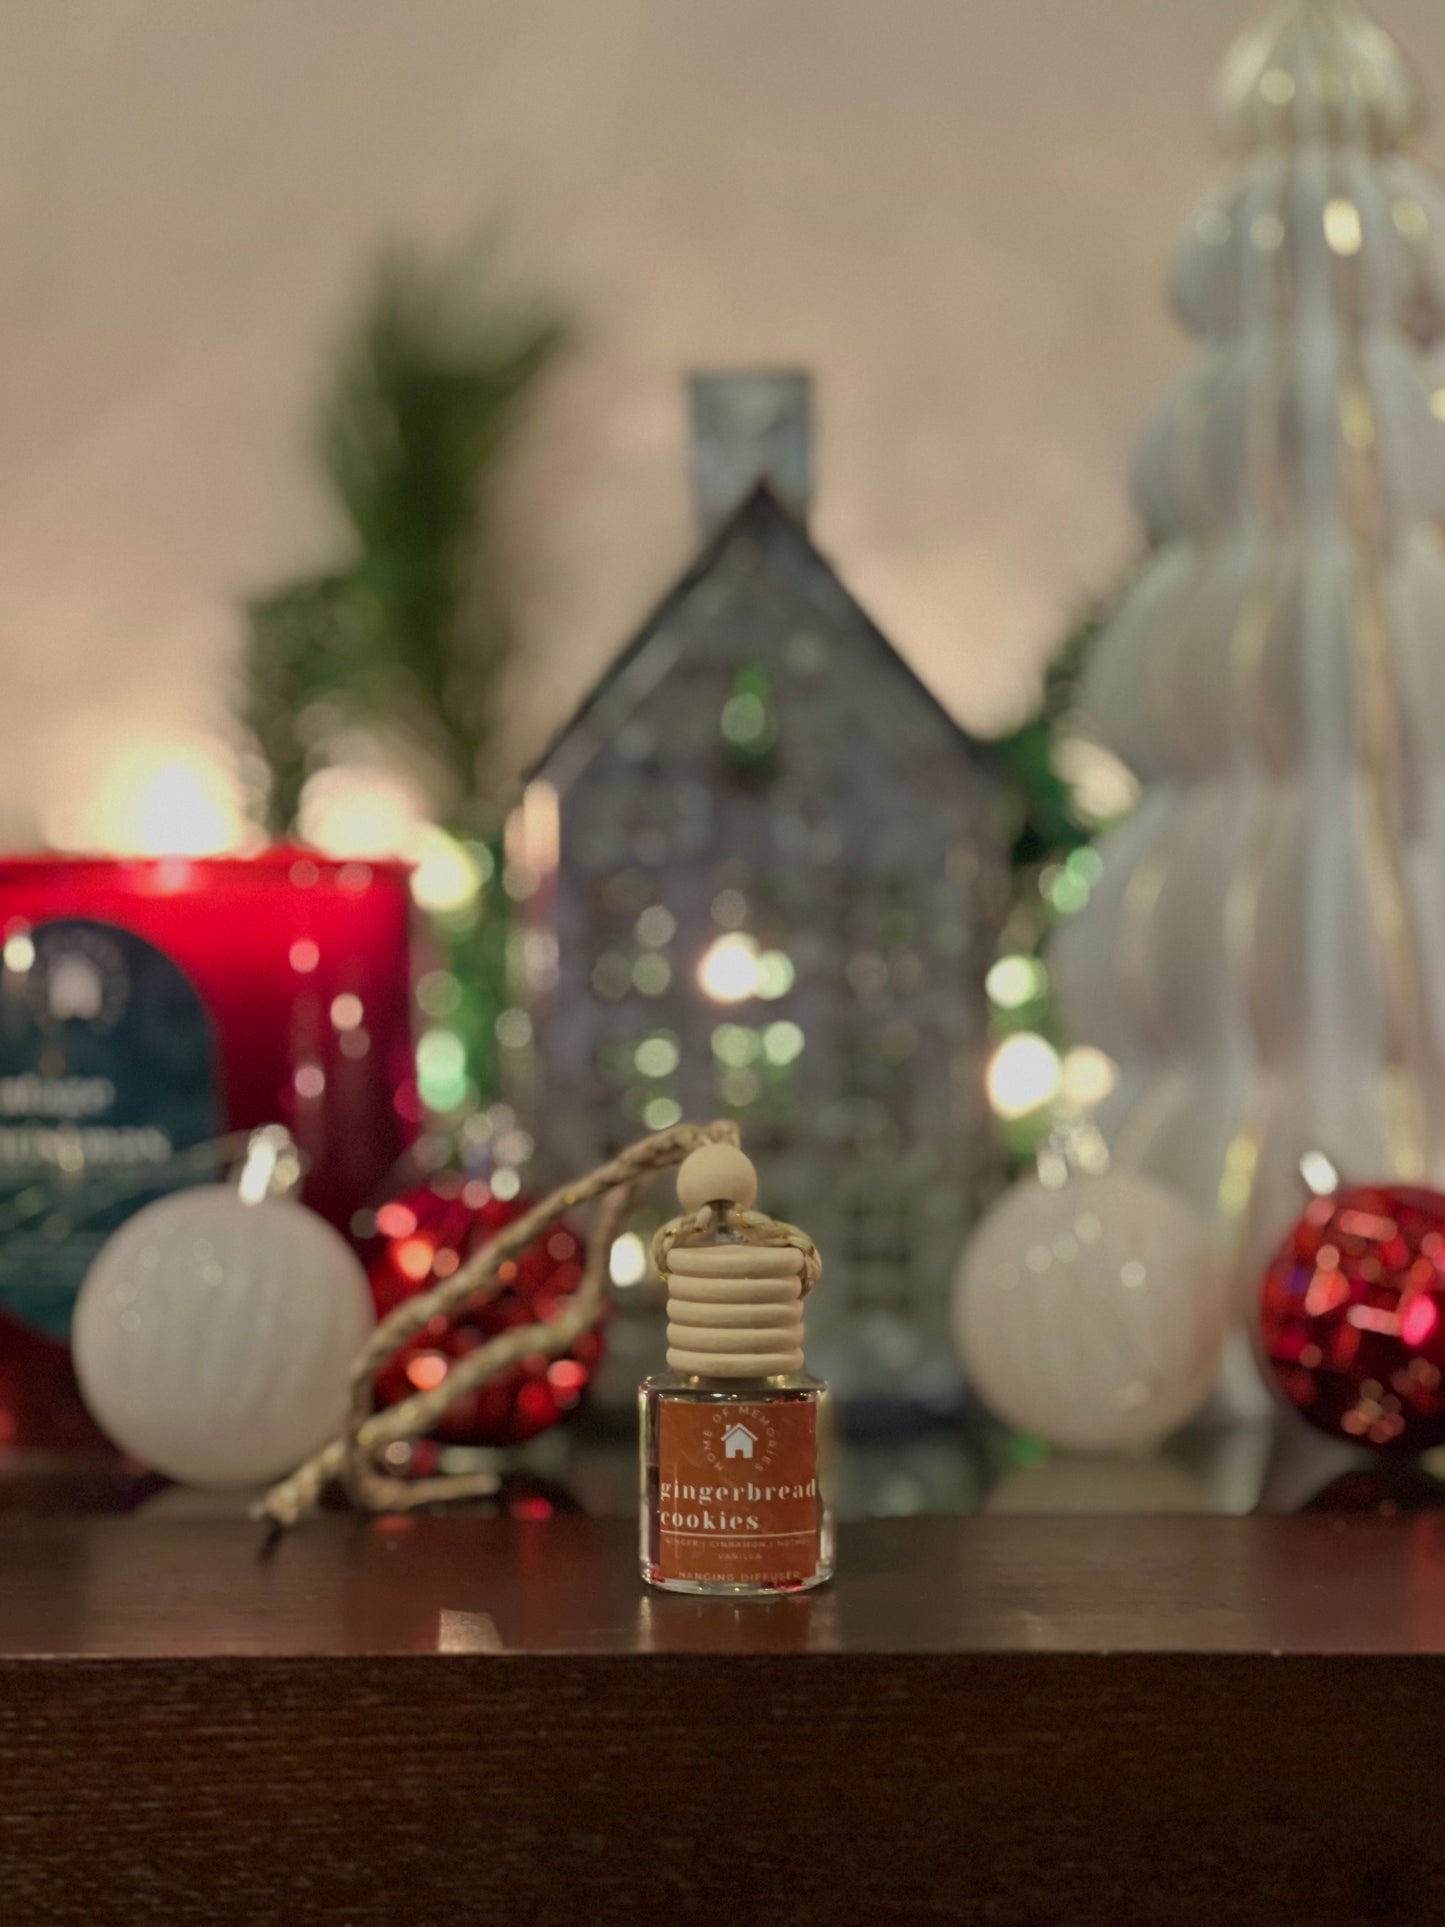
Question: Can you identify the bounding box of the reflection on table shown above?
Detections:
[7,1408,1445,1523]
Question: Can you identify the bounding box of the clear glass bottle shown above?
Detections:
[640,1136,833,1596]
[639,1369,834,1595]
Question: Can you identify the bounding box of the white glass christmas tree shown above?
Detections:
[1054,0,1445,1279]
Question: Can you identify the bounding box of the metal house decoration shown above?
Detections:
[508,372,1008,1413]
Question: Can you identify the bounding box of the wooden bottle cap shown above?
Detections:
[658,1137,818,1378]
[676,1143,759,1215]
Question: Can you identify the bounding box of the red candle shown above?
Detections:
[0,850,416,1450]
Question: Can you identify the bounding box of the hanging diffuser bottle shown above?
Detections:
[640,1139,833,1594]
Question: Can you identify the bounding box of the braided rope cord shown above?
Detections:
[258,1118,742,1529]
[653,1208,822,1290]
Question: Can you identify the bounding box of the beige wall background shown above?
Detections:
[0,0,1441,845]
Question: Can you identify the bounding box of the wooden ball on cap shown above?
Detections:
[677,1142,758,1214]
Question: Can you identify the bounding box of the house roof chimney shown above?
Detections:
[689,369,812,539]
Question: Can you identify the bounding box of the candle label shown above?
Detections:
[0,918,219,1338]
[657,1401,820,1586]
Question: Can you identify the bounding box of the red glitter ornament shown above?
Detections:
[1258,1182,1445,1450]
[366,1172,602,1446]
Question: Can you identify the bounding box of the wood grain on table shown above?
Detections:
[2,1513,1443,1925]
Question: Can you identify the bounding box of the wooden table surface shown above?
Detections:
[3,1510,1445,1924]
[4,1508,1445,1657]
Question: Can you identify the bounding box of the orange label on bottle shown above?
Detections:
[658,1401,819,1586]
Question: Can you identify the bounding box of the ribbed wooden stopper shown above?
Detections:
[665,1243,805,1377]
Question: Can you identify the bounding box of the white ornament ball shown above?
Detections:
[952,1171,1228,1454]
[73,1185,375,1488]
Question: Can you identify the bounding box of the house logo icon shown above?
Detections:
[47,953,105,1023]
[722,1423,758,1461]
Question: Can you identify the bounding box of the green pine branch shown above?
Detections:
[982,600,1112,874]
[240,245,569,836]
[239,576,352,840]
